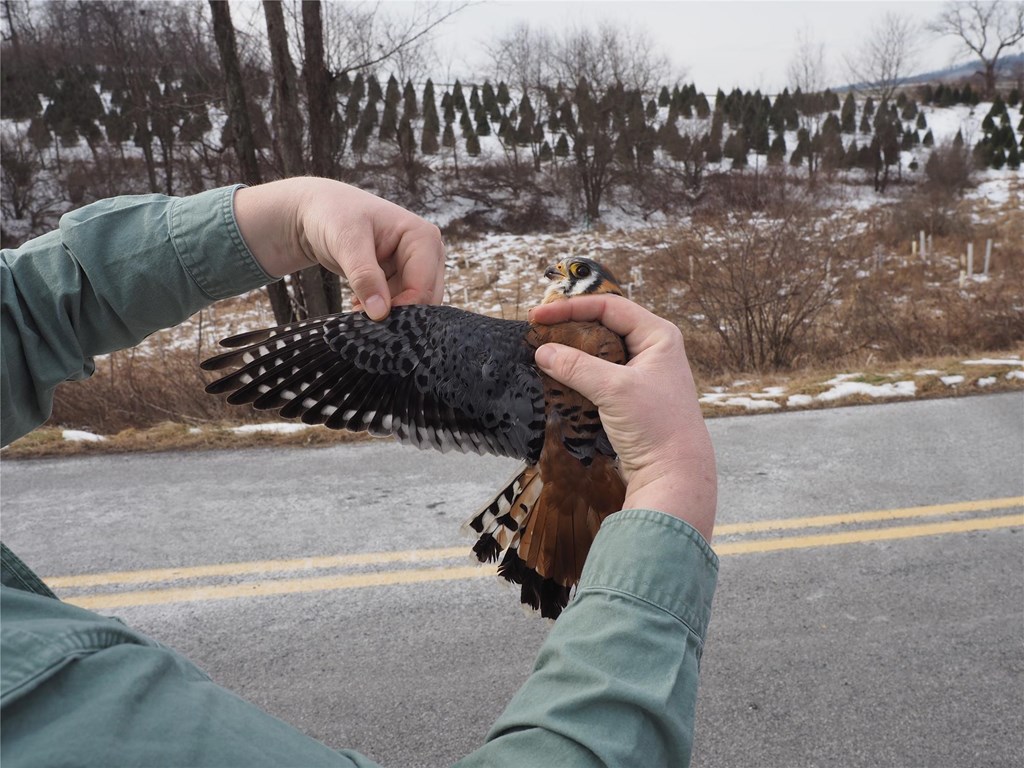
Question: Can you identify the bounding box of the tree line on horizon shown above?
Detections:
[2,0,1023,323]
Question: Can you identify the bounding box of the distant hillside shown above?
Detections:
[904,52,1024,86]
[839,53,1024,92]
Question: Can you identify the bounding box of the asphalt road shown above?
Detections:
[2,392,1022,768]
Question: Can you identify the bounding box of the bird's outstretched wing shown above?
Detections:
[201,306,546,460]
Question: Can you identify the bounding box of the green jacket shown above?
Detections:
[0,186,718,767]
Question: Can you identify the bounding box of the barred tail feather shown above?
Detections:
[464,465,612,619]
[463,464,540,561]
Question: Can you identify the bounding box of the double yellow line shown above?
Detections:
[52,496,1023,611]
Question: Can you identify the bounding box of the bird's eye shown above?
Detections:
[571,263,591,278]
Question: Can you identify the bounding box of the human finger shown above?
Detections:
[534,342,627,407]
[388,232,445,306]
[325,225,392,320]
[530,294,674,358]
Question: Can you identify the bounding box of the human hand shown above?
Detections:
[233,178,445,320]
[529,295,717,542]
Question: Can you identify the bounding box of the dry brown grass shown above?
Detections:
[7,176,1022,460]
[4,422,372,459]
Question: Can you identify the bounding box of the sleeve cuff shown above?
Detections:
[169,185,273,300]
[576,508,719,643]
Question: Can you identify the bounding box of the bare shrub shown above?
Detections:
[695,168,800,217]
[49,344,256,434]
[843,258,1024,360]
[924,141,975,195]
[658,187,862,371]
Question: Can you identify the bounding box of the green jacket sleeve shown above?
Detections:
[456,508,719,768]
[0,185,272,446]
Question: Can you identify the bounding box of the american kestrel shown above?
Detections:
[202,257,627,618]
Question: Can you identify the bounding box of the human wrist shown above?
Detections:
[233,182,311,278]
[622,463,717,542]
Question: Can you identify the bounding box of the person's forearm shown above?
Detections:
[0,186,271,445]
[456,509,718,768]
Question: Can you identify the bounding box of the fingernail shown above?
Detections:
[365,294,387,320]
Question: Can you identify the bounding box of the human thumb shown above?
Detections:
[534,343,614,404]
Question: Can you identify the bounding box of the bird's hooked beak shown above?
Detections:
[544,262,568,282]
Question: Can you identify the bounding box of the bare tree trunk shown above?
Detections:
[209,0,295,324]
[209,0,262,186]
[301,0,333,179]
[263,0,305,177]
[300,0,341,315]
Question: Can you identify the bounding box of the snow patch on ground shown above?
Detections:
[977,376,997,387]
[815,375,917,402]
[62,430,105,442]
[963,357,1023,366]
[940,375,965,386]
[230,423,312,435]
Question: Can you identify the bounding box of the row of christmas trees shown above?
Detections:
[9,63,1022,174]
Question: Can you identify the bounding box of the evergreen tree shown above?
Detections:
[352,109,373,154]
[539,139,553,162]
[366,74,382,104]
[498,114,513,143]
[403,79,418,118]
[465,128,480,156]
[469,84,481,111]
[442,122,455,148]
[840,92,857,133]
[347,72,366,127]
[516,93,536,145]
[423,79,436,108]
[397,115,416,157]
[1007,140,1020,170]
[496,81,511,107]
[475,108,491,136]
[694,92,711,118]
[953,129,964,147]
[705,121,723,163]
[558,99,576,134]
[482,81,498,116]
[658,85,671,107]
[843,139,860,169]
[421,118,440,155]
[767,133,786,165]
[900,99,917,120]
[385,74,401,106]
[863,97,875,119]
[554,132,570,158]
[791,127,813,168]
[422,81,439,136]
[442,92,455,125]
[452,80,467,112]
[337,70,352,96]
[922,129,934,147]
[916,112,927,130]
[379,99,398,140]
[646,98,658,119]
[28,116,52,150]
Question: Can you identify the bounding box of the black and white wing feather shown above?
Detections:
[201,306,546,460]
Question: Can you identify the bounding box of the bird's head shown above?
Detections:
[542,257,623,303]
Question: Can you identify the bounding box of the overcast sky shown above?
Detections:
[420,1,969,93]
